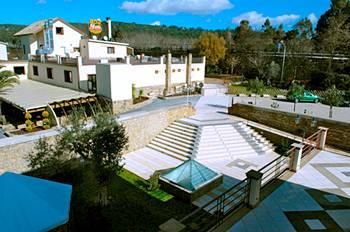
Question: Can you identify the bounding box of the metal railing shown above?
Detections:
[179,179,249,231]
[259,154,291,187]
[301,130,321,158]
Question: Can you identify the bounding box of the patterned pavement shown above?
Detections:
[228,151,350,232]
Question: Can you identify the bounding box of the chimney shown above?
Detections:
[106,17,112,40]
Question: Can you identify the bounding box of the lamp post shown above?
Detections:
[279,40,287,85]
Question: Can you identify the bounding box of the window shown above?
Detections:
[192,68,195,71]
[88,75,97,93]
[33,66,39,76]
[107,47,115,54]
[155,70,159,74]
[178,69,181,72]
[64,70,73,83]
[47,68,53,79]
[197,68,200,71]
[172,69,176,73]
[56,27,64,35]
[22,45,26,54]
[14,66,25,75]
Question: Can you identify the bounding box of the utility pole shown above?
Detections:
[279,41,287,84]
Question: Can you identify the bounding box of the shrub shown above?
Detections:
[25,112,32,120]
[42,110,49,118]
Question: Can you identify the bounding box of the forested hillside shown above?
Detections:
[0,21,209,50]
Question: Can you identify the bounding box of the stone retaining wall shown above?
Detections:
[228,104,350,151]
[0,104,196,173]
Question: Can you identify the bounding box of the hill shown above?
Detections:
[0,21,213,51]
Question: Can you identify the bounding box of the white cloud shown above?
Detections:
[308,13,318,24]
[120,0,233,15]
[232,11,300,26]
[37,0,47,4]
[150,21,161,26]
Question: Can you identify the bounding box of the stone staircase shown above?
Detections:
[147,121,198,161]
[193,122,274,161]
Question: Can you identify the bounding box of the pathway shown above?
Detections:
[228,150,350,232]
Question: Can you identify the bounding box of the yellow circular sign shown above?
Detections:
[89,19,103,35]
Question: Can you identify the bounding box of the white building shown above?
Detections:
[14,18,84,59]
[80,39,131,61]
[2,17,205,114]
[0,42,8,61]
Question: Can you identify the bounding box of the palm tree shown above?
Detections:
[0,65,19,93]
[247,77,265,105]
[323,85,343,118]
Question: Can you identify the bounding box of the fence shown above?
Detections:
[301,130,322,158]
[179,179,249,231]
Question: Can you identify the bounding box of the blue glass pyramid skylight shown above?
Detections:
[161,159,220,192]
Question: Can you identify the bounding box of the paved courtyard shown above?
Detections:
[229,150,350,232]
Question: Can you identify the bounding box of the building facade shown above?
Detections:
[3,17,206,114]
[0,42,8,61]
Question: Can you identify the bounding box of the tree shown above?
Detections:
[323,85,343,118]
[265,61,281,85]
[28,111,128,180]
[287,82,305,111]
[247,78,265,105]
[0,66,19,93]
[193,32,226,65]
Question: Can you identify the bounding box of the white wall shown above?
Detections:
[96,60,205,102]
[96,63,132,101]
[80,39,128,60]
[52,21,82,58]
[28,62,79,90]
[78,64,96,92]
[0,61,29,80]
[0,43,8,61]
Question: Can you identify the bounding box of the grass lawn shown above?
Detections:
[31,164,194,232]
[118,169,173,202]
[228,84,288,96]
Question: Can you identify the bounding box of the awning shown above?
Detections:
[0,79,95,112]
[0,172,72,232]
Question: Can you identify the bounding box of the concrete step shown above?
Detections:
[147,144,189,161]
[160,130,196,142]
[164,127,196,138]
[156,135,194,148]
[173,121,198,131]
[152,138,193,153]
[147,143,190,160]
[169,124,197,134]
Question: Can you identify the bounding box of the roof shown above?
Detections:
[14,18,85,36]
[87,39,129,46]
[0,41,8,46]
[161,159,220,192]
[0,172,72,232]
[0,79,94,111]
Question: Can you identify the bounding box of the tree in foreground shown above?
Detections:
[28,111,129,204]
[0,65,19,93]
[323,85,343,118]
[247,78,265,105]
[193,32,226,66]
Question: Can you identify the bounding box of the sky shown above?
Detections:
[0,0,331,30]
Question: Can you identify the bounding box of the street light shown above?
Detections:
[278,40,287,84]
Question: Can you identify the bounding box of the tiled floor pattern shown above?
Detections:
[228,151,350,232]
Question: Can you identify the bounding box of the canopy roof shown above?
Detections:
[0,80,94,112]
[0,172,72,232]
[161,159,220,192]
